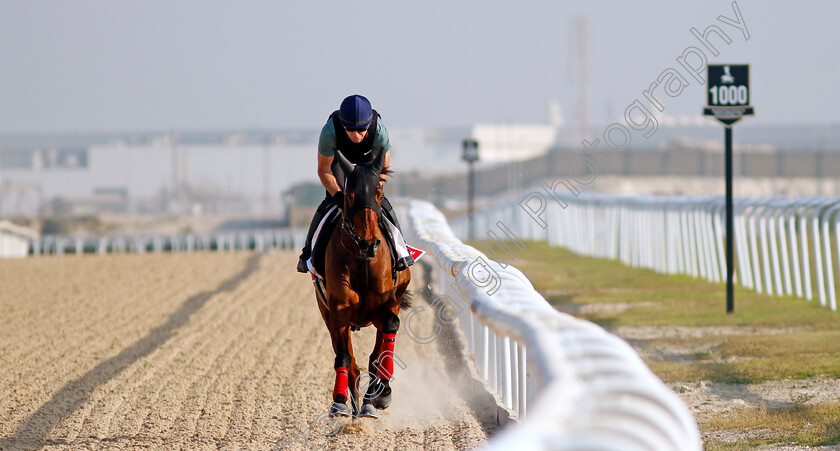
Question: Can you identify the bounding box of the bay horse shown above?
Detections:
[314,149,412,419]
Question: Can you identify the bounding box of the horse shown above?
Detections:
[313,149,412,419]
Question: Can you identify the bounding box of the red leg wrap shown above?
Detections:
[333,367,349,401]
[377,333,396,380]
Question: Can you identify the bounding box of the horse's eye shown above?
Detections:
[346,194,354,207]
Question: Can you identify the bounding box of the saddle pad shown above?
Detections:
[307,206,341,280]
[406,245,425,262]
[307,209,426,280]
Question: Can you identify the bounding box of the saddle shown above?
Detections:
[307,207,422,281]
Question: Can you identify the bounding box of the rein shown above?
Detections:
[331,149,391,293]
[338,212,374,295]
[339,215,371,260]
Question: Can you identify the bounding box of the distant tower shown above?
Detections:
[571,17,589,148]
[263,135,271,214]
[548,100,564,127]
[171,130,180,197]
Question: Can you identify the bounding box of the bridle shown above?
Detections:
[339,201,381,261]
[339,214,374,258]
[334,149,384,261]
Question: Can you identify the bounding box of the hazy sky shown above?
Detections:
[1,0,837,133]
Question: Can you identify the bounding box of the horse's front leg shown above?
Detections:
[328,298,361,417]
[328,323,353,417]
[358,328,383,419]
[361,309,400,417]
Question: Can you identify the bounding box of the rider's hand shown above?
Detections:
[333,191,345,206]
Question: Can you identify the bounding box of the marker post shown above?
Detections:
[462,139,479,241]
[703,64,755,313]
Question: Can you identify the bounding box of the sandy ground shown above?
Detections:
[0,252,497,450]
[554,303,840,449]
[612,324,840,450]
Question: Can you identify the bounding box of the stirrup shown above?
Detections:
[394,255,414,272]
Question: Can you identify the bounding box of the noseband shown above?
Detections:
[335,151,385,261]
[340,211,381,260]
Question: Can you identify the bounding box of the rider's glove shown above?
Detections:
[333,191,345,206]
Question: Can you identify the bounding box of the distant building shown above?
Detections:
[0,221,38,257]
[470,124,560,164]
[44,188,129,216]
[282,181,324,228]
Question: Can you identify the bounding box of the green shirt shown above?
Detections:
[317,116,392,157]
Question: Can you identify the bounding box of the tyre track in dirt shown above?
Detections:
[140,268,274,439]
[0,257,223,417]
[221,280,302,444]
[106,261,275,441]
[0,252,498,450]
[90,254,280,442]
[2,253,261,449]
[56,265,222,443]
[0,255,235,443]
[0,260,198,390]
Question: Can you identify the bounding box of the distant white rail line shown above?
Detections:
[454,194,840,311]
[403,200,701,451]
[32,228,305,256]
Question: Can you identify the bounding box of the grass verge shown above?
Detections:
[704,402,840,449]
[491,240,840,448]
[503,240,840,383]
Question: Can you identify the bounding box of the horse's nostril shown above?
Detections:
[357,239,380,258]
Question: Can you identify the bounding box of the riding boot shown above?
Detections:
[380,196,414,272]
[297,195,334,273]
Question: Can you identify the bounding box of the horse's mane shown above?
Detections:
[379,166,393,182]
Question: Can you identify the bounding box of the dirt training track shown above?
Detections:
[0,252,496,450]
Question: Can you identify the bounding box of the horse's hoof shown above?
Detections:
[372,392,392,410]
[329,401,351,417]
[358,403,379,419]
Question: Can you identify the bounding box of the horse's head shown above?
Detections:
[335,150,388,259]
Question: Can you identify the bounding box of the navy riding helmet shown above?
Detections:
[339,95,373,130]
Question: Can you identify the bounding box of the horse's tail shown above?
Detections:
[399,289,413,311]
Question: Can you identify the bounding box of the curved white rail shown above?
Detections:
[404,200,701,451]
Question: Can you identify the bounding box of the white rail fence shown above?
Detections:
[32,228,305,256]
[403,200,700,451]
[453,194,840,311]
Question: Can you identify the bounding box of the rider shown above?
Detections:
[296,94,415,273]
